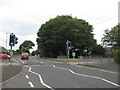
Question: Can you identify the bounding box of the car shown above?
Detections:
[0,54,11,60]
[21,53,29,60]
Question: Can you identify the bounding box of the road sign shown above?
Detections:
[72,52,75,57]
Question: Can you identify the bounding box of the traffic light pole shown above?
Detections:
[66,40,71,60]
[10,46,12,56]
[67,48,70,59]
[10,45,13,65]
[9,33,18,65]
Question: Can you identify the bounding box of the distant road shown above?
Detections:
[2,56,119,89]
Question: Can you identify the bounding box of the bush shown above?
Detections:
[113,49,120,63]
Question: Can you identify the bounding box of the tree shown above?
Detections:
[16,49,22,54]
[19,40,35,53]
[31,51,36,56]
[92,44,105,56]
[102,24,120,48]
[37,15,96,57]
[31,50,40,56]
[113,49,120,63]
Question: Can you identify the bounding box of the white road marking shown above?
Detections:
[26,66,54,90]
[25,65,29,68]
[53,66,120,87]
[25,75,29,79]
[28,82,34,87]
[53,65,55,67]
[29,65,53,67]
[24,63,119,87]
[53,61,63,63]
[41,62,43,63]
[71,64,118,74]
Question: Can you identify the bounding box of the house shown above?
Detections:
[0,46,8,53]
[104,47,113,56]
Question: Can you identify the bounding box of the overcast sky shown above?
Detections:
[0,0,119,52]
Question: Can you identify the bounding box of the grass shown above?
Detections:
[48,58,80,62]
[12,55,21,58]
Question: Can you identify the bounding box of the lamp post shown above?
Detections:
[118,1,120,24]
[6,33,8,50]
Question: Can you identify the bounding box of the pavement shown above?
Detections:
[2,65,22,83]
[0,58,22,85]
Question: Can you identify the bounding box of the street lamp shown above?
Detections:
[6,33,8,50]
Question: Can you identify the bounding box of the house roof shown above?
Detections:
[0,46,7,53]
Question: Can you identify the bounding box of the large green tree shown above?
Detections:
[37,15,96,57]
[19,40,35,53]
[102,24,120,48]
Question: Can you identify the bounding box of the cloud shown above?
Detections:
[0,0,119,51]
[0,18,39,36]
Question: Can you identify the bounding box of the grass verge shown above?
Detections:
[47,58,80,62]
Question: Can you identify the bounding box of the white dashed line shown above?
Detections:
[53,65,55,67]
[25,75,29,79]
[28,82,34,87]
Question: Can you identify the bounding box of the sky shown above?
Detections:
[0,0,119,52]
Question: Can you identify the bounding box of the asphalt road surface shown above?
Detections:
[2,56,119,89]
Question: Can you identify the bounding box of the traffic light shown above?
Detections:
[66,40,71,49]
[9,33,15,46]
[15,37,18,44]
[9,33,18,46]
[68,42,71,48]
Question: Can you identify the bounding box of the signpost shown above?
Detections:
[72,52,75,60]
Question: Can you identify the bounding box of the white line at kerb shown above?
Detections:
[53,65,120,88]
[69,69,120,88]
[28,82,34,87]
[71,64,118,74]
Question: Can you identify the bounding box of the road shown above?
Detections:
[2,56,119,89]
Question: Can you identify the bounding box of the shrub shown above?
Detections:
[113,49,120,63]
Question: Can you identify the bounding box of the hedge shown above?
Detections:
[113,49,120,64]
